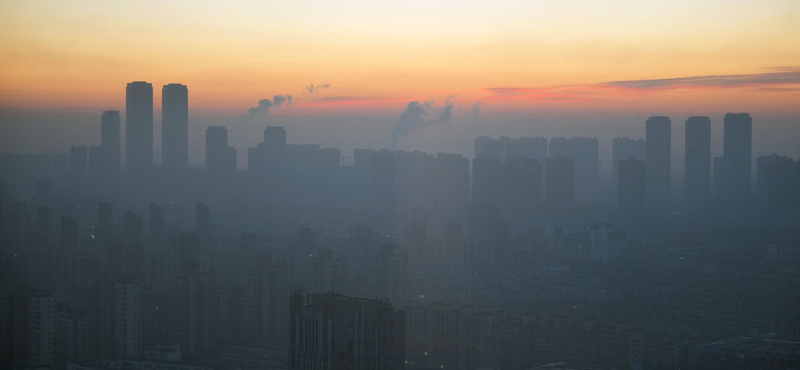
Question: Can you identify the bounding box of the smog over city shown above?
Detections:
[1,1,800,370]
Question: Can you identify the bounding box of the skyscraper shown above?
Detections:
[684,116,711,203]
[548,137,599,202]
[125,82,153,172]
[546,156,574,206]
[205,126,236,175]
[618,158,646,217]
[611,137,645,185]
[69,145,88,177]
[719,113,753,201]
[101,110,121,175]
[162,84,189,169]
[289,293,405,370]
[645,116,671,214]
[472,155,502,206]
[501,155,542,222]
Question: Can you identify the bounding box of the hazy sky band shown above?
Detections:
[1,0,799,113]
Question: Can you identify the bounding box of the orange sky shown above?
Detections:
[1,0,800,116]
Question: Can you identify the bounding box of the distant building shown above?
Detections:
[289,293,405,370]
[196,203,210,244]
[716,113,753,201]
[472,155,502,206]
[645,116,671,214]
[611,137,645,187]
[549,137,599,201]
[501,155,542,222]
[546,156,574,206]
[757,154,800,209]
[0,287,56,368]
[99,110,121,176]
[149,202,164,242]
[251,255,288,349]
[205,126,237,175]
[475,136,548,163]
[162,84,189,170]
[126,81,154,173]
[70,145,88,177]
[590,223,628,265]
[684,116,711,203]
[618,158,646,217]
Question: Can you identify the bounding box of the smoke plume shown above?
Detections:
[389,100,455,149]
[306,83,332,93]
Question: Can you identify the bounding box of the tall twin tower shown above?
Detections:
[124,81,188,172]
[641,113,752,214]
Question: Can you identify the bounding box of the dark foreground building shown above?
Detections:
[289,292,405,370]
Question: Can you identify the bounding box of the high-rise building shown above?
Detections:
[472,155,502,206]
[549,137,599,201]
[757,154,800,209]
[125,82,154,172]
[501,155,542,222]
[0,287,56,369]
[100,110,121,175]
[289,293,405,370]
[645,116,671,214]
[70,146,88,177]
[475,136,548,163]
[60,215,79,251]
[718,113,753,201]
[205,126,236,175]
[611,137,645,185]
[161,84,189,169]
[196,203,210,244]
[176,265,216,358]
[251,255,288,349]
[685,116,711,203]
[546,156,574,206]
[113,282,142,359]
[618,158,646,217]
[248,126,287,173]
[590,223,628,265]
[149,202,164,243]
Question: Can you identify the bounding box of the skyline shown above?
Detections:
[2,0,800,166]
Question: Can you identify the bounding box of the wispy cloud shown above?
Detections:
[484,68,800,102]
[306,83,332,94]
[603,70,800,90]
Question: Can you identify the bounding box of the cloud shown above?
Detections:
[470,101,482,117]
[483,68,800,103]
[246,94,292,116]
[603,70,800,89]
[306,83,332,93]
[272,94,292,107]
[389,100,454,149]
[248,99,273,116]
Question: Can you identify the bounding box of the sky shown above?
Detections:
[1,0,799,166]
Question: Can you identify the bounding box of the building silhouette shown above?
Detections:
[546,156,574,206]
[125,82,154,173]
[100,110,121,175]
[612,137,646,187]
[69,146,88,177]
[645,116,671,214]
[549,137,599,202]
[716,113,753,201]
[757,154,800,209]
[205,126,236,175]
[501,155,542,222]
[162,84,189,170]
[618,158,646,217]
[685,116,711,203]
[472,155,502,206]
[289,292,405,370]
